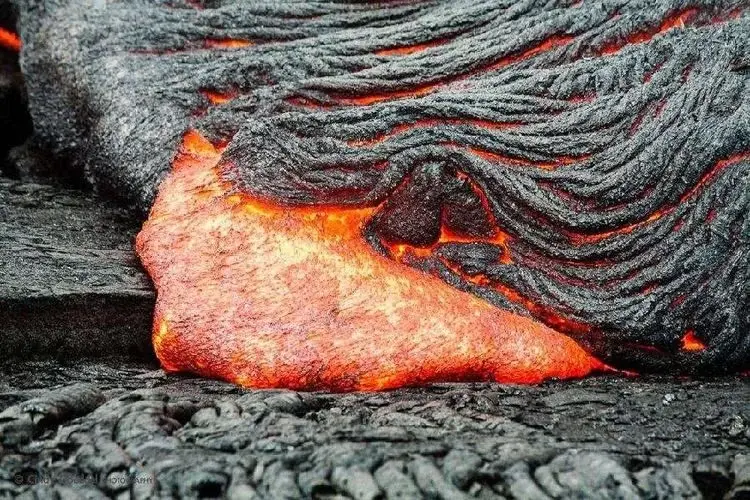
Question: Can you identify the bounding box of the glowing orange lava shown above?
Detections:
[599,8,698,56]
[200,89,238,105]
[136,130,605,391]
[204,39,252,49]
[681,330,706,352]
[376,39,446,56]
[0,27,21,52]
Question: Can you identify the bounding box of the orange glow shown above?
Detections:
[436,259,594,337]
[200,89,238,105]
[379,169,513,264]
[334,35,574,106]
[175,129,221,163]
[453,143,589,171]
[130,38,252,56]
[494,282,594,336]
[599,8,698,56]
[376,39,447,56]
[337,84,437,106]
[482,35,574,73]
[382,224,512,264]
[0,27,21,52]
[680,330,706,352]
[136,129,604,391]
[348,118,520,147]
[204,38,253,49]
[571,151,750,244]
[284,96,331,109]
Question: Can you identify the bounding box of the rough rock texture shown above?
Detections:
[0,176,155,358]
[3,3,749,497]
[0,1,153,358]
[14,0,750,376]
[0,360,748,499]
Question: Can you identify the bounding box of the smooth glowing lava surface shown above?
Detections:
[136,131,604,391]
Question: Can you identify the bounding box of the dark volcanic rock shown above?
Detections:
[0,0,31,177]
[0,382,104,447]
[0,360,748,499]
[0,176,155,358]
[13,0,750,376]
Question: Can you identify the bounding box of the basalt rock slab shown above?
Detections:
[0,360,749,499]
[0,176,155,358]
[13,0,750,385]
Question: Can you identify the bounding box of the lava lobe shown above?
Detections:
[136,131,604,391]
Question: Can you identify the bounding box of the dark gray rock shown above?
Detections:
[0,176,155,359]
[0,360,748,499]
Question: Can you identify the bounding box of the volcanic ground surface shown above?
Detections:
[0,359,749,499]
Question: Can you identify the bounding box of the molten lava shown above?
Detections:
[204,38,252,49]
[681,330,706,352]
[136,130,605,391]
[0,27,21,52]
[375,39,447,56]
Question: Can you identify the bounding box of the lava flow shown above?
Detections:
[136,130,605,391]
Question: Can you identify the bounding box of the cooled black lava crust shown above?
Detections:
[15,0,750,374]
[1,360,749,499]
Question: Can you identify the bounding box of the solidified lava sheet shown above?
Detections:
[15,0,750,388]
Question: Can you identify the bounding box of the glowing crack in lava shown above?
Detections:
[136,130,605,391]
[0,27,21,52]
